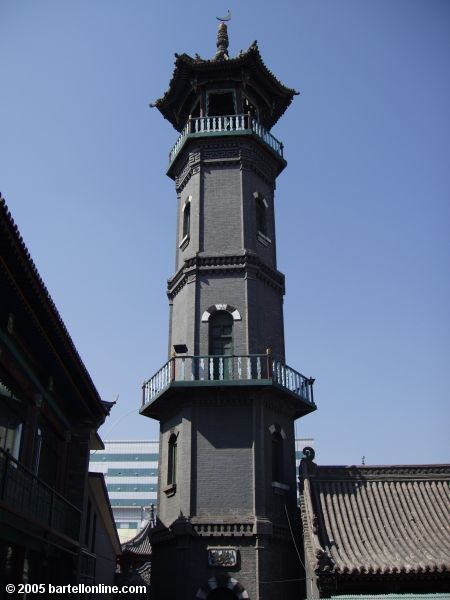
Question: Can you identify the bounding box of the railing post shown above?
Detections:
[141,381,146,406]
[171,353,176,382]
[308,378,315,404]
[266,348,272,379]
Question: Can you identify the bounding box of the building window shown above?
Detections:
[254,193,271,246]
[180,198,191,250]
[255,197,267,236]
[183,201,190,239]
[271,431,283,482]
[209,311,233,380]
[167,433,177,486]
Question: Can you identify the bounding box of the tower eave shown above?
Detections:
[151,42,298,132]
[140,379,317,421]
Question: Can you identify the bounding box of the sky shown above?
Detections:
[1,0,449,466]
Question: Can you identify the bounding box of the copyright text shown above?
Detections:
[6,583,147,594]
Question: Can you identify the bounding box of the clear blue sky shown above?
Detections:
[1,1,449,465]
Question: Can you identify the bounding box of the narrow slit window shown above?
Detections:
[182,201,191,239]
[167,433,177,486]
[256,197,267,236]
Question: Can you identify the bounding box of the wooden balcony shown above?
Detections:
[141,354,316,417]
[0,447,81,544]
[168,114,285,166]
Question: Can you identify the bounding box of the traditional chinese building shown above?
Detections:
[299,452,450,597]
[140,22,316,600]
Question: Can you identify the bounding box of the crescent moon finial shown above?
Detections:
[216,9,232,22]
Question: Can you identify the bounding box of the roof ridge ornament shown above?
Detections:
[215,11,231,60]
[216,9,232,22]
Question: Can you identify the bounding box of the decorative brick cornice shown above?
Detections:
[173,139,278,191]
[190,518,255,537]
[167,252,285,300]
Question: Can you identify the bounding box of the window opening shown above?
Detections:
[167,434,177,486]
[207,91,236,116]
[255,197,267,236]
[182,201,191,239]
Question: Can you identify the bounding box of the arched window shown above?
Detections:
[182,201,191,239]
[255,196,267,236]
[271,431,283,482]
[167,433,177,486]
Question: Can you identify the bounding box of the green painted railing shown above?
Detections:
[169,115,284,164]
[142,354,314,407]
[0,447,81,542]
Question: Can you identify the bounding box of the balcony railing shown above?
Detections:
[142,354,315,407]
[168,115,284,165]
[0,447,81,543]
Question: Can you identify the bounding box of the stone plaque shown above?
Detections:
[207,548,238,567]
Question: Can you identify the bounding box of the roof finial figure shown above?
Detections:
[215,11,231,60]
[216,10,232,22]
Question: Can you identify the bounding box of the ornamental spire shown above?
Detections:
[215,11,231,60]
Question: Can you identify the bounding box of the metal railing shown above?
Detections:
[142,354,314,407]
[169,115,284,164]
[0,447,81,542]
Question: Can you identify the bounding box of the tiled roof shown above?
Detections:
[300,460,450,577]
[122,519,152,556]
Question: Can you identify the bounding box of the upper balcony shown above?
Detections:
[0,447,81,545]
[140,354,316,420]
[168,114,285,171]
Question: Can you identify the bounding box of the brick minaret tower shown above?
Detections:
[141,22,316,600]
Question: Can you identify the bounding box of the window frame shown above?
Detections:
[179,197,191,250]
[165,432,178,497]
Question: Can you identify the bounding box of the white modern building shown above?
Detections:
[90,438,314,542]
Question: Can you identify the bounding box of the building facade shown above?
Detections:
[140,23,316,600]
[90,440,159,542]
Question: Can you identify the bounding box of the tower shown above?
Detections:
[141,22,316,600]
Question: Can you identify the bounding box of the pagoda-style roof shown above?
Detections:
[152,41,298,132]
[299,457,450,595]
[122,519,152,556]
